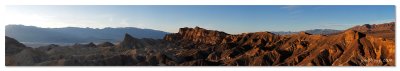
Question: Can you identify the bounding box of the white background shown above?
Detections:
[0,0,399,71]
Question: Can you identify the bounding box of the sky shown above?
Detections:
[5,5,395,34]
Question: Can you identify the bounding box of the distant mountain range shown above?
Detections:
[271,29,342,35]
[5,22,392,44]
[5,25,169,43]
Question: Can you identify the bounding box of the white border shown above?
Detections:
[0,0,399,71]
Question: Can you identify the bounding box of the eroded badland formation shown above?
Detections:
[5,22,395,66]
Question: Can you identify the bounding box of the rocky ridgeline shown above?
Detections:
[349,22,395,41]
[328,22,395,40]
[164,23,395,66]
[164,26,228,45]
[349,22,395,32]
[5,22,396,66]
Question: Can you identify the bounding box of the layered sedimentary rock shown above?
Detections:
[349,22,395,32]
[164,25,395,66]
[345,22,394,40]
[5,22,395,66]
[164,26,228,45]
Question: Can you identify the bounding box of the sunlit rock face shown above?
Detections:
[163,23,395,66]
[165,26,229,45]
[5,22,395,66]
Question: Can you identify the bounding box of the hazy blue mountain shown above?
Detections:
[272,29,342,35]
[5,25,169,43]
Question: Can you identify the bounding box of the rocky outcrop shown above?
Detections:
[163,25,395,66]
[349,22,395,32]
[12,48,49,65]
[5,36,28,55]
[347,22,395,40]
[6,36,48,66]
[86,42,97,47]
[5,22,395,66]
[119,33,144,49]
[165,26,228,45]
[71,42,97,48]
[98,42,115,47]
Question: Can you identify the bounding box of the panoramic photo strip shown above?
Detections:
[5,5,395,66]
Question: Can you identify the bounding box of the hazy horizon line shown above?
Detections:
[6,21,395,34]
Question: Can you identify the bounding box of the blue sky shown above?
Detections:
[5,5,395,34]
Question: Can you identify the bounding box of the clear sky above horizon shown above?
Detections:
[5,5,395,34]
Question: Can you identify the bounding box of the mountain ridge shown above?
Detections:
[5,22,395,66]
[6,25,170,43]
